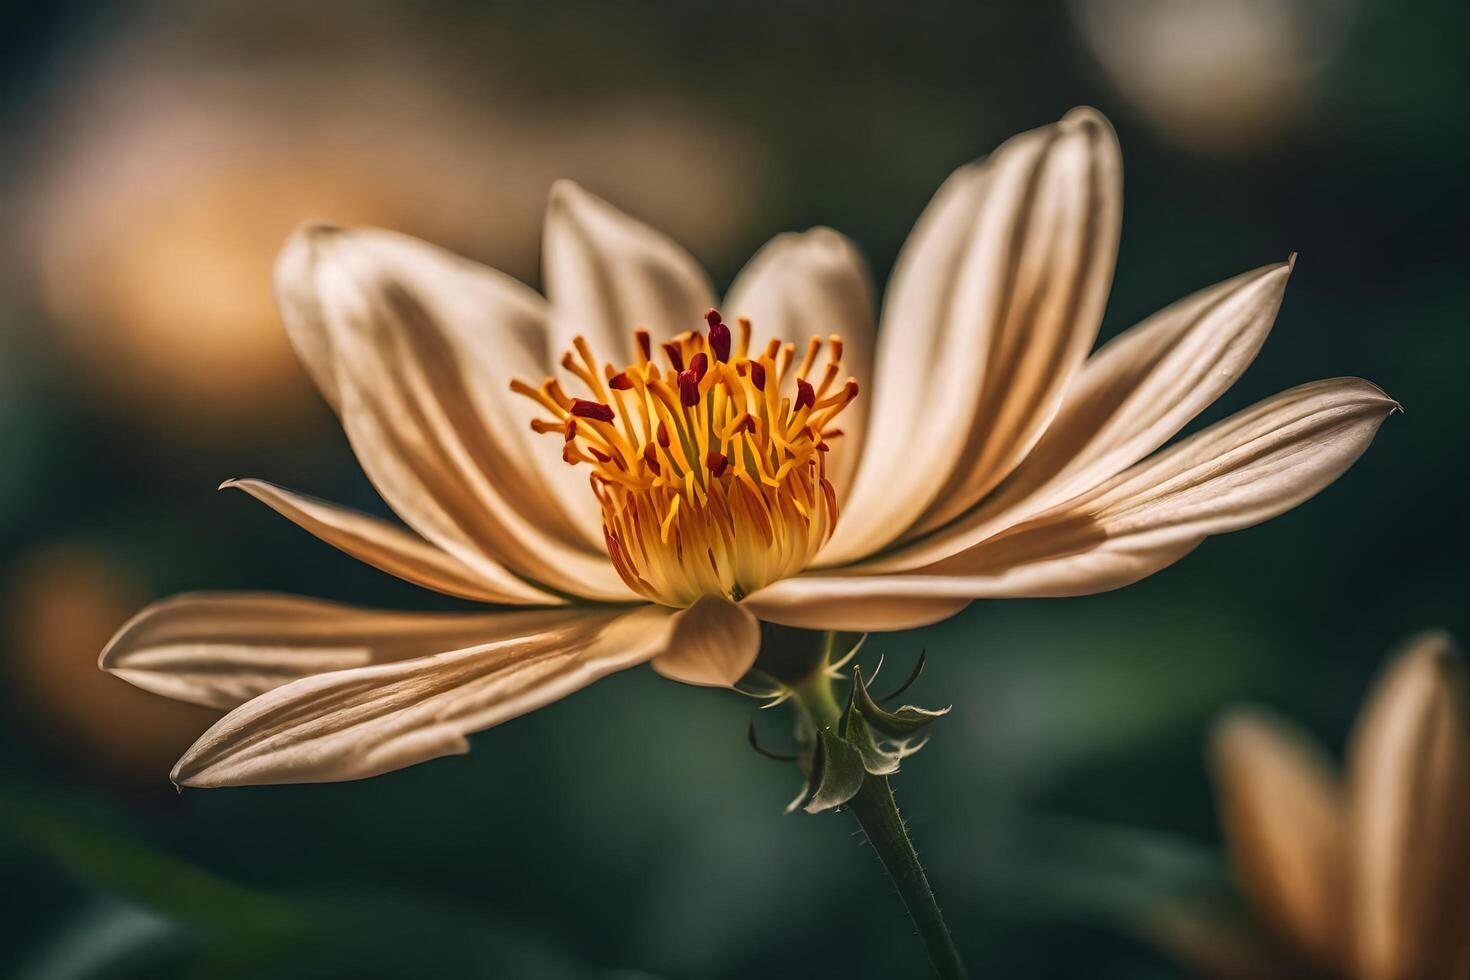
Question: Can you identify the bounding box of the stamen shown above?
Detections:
[706,309,732,362]
[511,317,859,607]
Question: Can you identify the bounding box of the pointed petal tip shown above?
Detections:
[1062,104,1109,125]
[1286,251,1299,271]
[547,178,589,212]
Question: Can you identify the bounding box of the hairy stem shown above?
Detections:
[791,637,968,979]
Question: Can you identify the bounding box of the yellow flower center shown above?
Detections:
[512,309,859,606]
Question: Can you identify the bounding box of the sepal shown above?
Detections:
[788,727,866,814]
[848,661,950,739]
[836,663,947,780]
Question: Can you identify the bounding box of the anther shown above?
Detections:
[690,352,709,382]
[635,329,652,361]
[706,450,729,477]
[795,379,816,412]
[609,372,633,391]
[706,309,731,362]
[678,369,700,407]
[570,399,615,422]
[663,342,685,372]
[750,362,767,391]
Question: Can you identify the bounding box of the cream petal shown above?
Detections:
[737,591,972,633]
[748,378,1395,623]
[170,605,675,787]
[650,596,761,688]
[276,225,632,601]
[723,228,877,496]
[865,261,1293,572]
[542,180,716,370]
[1348,632,1470,980]
[101,592,581,710]
[223,479,559,606]
[1211,708,1348,971]
[824,108,1122,564]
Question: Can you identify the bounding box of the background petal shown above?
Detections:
[1348,632,1470,980]
[1211,707,1348,971]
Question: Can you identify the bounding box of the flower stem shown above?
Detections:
[846,773,967,979]
[790,639,968,979]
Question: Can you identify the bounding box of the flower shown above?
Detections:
[1206,633,1470,978]
[102,108,1396,787]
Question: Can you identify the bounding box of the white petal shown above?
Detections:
[748,378,1395,625]
[866,261,1292,572]
[542,180,716,370]
[101,592,582,710]
[276,225,632,601]
[1211,708,1348,971]
[170,605,675,787]
[649,596,761,688]
[824,108,1122,564]
[723,228,877,496]
[1348,632,1470,980]
[223,479,559,605]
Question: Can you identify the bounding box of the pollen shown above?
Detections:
[512,309,859,607]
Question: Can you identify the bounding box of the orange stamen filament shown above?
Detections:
[512,310,858,607]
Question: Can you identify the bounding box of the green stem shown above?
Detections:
[846,773,967,979]
[791,641,968,979]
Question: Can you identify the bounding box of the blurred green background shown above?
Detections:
[1,1,1465,976]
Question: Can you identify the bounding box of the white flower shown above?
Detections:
[102,108,1395,787]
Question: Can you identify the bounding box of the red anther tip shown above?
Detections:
[609,372,633,390]
[690,351,709,381]
[706,450,729,477]
[678,370,700,407]
[570,398,615,422]
[662,342,685,372]
[795,379,816,412]
[846,379,860,397]
[750,362,767,390]
[657,420,671,447]
[635,330,652,360]
[705,308,723,328]
[564,419,578,440]
[708,320,731,362]
[817,441,830,452]
[589,448,611,463]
